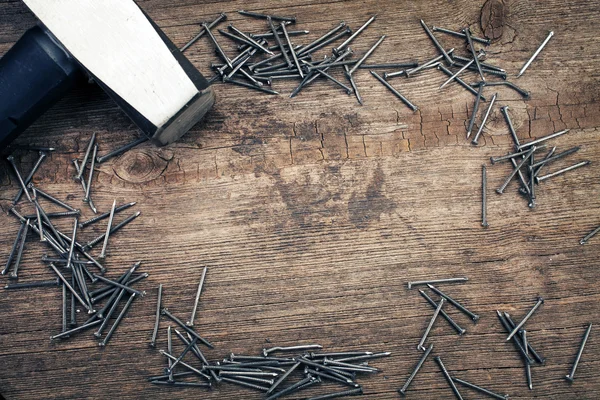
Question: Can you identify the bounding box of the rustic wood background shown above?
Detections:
[0,0,599,399]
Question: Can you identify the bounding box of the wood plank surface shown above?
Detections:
[0,0,599,399]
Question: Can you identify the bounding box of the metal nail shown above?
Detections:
[5,279,60,290]
[77,133,96,180]
[70,275,77,328]
[99,292,136,346]
[491,147,541,165]
[496,147,536,194]
[280,23,303,77]
[159,349,211,380]
[295,22,348,56]
[580,225,600,245]
[466,82,486,138]
[66,217,78,269]
[344,64,363,105]
[265,375,316,400]
[228,24,274,55]
[83,144,97,202]
[84,211,141,250]
[530,146,579,170]
[496,311,534,364]
[92,273,147,304]
[566,323,593,382]
[421,20,453,65]
[523,329,533,389]
[94,289,126,338]
[434,356,464,400]
[224,76,280,94]
[510,157,531,195]
[266,361,300,394]
[2,220,27,275]
[482,165,489,227]
[150,381,211,388]
[93,274,145,297]
[333,15,377,54]
[417,298,445,350]
[517,129,570,151]
[51,319,102,340]
[173,330,218,381]
[252,29,309,39]
[348,35,386,75]
[518,31,554,77]
[79,202,136,228]
[180,13,227,53]
[72,159,97,213]
[322,358,379,372]
[263,345,322,357]
[506,297,544,341]
[504,312,545,364]
[427,284,479,321]
[13,151,47,204]
[49,263,92,312]
[187,267,207,327]
[161,308,214,348]
[203,22,233,69]
[166,337,198,374]
[451,377,509,400]
[440,51,485,89]
[398,344,432,395]
[238,10,296,23]
[96,136,148,164]
[404,49,454,78]
[370,71,418,112]
[464,28,485,82]
[302,60,353,94]
[149,284,162,347]
[419,290,466,335]
[533,146,556,179]
[476,80,529,98]
[536,161,590,184]
[472,92,497,145]
[6,155,32,202]
[436,64,485,99]
[360,62,418,69]
[99,200,117,259]
[529,152,536,208]
[335,352,391,363]
[266,18,292,68]
[9,220,30,280]
[432,26,491,45]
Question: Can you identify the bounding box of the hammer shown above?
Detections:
[0,0,215,151]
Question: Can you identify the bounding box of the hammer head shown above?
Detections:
[22,0,214,145]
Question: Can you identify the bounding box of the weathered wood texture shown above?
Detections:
[0,0,599,399]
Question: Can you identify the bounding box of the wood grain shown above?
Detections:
[0,0,599,399]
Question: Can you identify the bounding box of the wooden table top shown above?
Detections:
[0,0,599,399]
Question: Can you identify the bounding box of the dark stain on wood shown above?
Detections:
[348,165,397,229]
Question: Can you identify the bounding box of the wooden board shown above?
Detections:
[1,0,599,399]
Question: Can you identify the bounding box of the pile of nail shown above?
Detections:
[401,279,594,397]
[148,268,390,398]
[400,278,504,398]
[182,11,420,106]
[3,142,145,346]
[481,128,591,227]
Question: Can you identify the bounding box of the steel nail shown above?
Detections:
[238,10,296,23]
[535,161,590,184]
[466,82,486,138]
[434,356,464,400]
[83,144,97,203]
[13,151,47,204]
[5,279,60,290]
[370,71,418,111]
[96,136,148,164]
[517,129,570,151]
[464,28,485,81]
[51,319,102,340]
[94,289,126,338]
[472,92,497,145]
[580,225,600,245]
[280,22,303,77]
[2,220,27,275]
[398,344,433,395]
[440,50,485,89]
[333,15,377,54]
[265,375,316,400]
[228,24,274,55]
[417,298,445,350]
[49,263,92,312]
[504,312,545,364]
[267,18,292,68]
[161,308,214,348]
[344,64,363,105]
[432,26,491,45]
[99,292,136,346]
[6,155,32,202]
[510,157,532,195]
[348,35,386,75]
[421,20,453,65]
[66,217,78,269]
[165,337,198,374]
[427,284,479,321]
[180,13,227,53]
[99,200,117,259]
[149,284,162,347]
[523,329,533,389]
[518,31,554,77]
[566,323,593,382]
[482,165,489,227]
[496,147,536,194]
[506,297,544,341]
[307,387,363,400]
[9,219,30,280]
[187,267,207,327]
[497,311,534,364]
[266,361,300,394]
[451,377,509,400]
[72,159,96,213]
[77,132,96,180]
[419,290,466,335]
[529,152,536,208]
[84,211,141,250]
[93,274,145,297]
[408,277,469,290]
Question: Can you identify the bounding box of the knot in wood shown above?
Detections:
[112,150,167,183]
[480,0,506,41]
